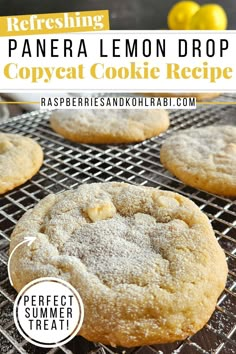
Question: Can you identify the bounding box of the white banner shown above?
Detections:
[40,95,197,109]
[0,30,236,91]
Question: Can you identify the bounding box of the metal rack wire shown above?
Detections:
[0,95,235,354]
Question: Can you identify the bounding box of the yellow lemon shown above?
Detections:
[189,4,227,30]
[168,1,200,30]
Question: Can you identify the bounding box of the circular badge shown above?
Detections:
[14,277,84,348]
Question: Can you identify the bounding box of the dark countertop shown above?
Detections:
[0,94,24,117]
[1,1,236,29]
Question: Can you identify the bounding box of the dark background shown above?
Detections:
[1,1,236,29]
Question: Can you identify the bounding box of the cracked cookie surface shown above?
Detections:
[160,125,236,196]
[0,133,43,195]
[10,182,227,347]
[50,109,169,144]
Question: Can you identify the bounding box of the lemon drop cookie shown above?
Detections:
[161,125,236,196]
[50,109,169,144]
[0,133,43,194]
[10,182,227,347]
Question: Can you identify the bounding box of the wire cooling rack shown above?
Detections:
[0,95,236,354]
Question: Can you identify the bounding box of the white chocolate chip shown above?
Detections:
[87,202,116,222]
[224,143,236,154]
[214,143,236,159]
[134,213,156,224]
[157,196,179,208]
[0,139,13,153]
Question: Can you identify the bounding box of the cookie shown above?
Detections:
[9,182,227,347]
[142,92,220,101]
[50,109,169,144]
[0,133,43,195]
[160,125,236,196]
